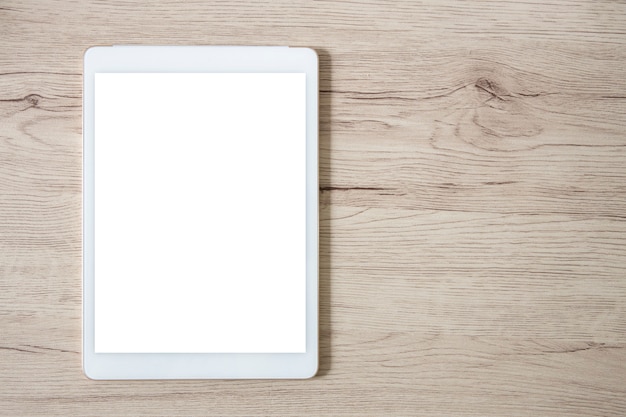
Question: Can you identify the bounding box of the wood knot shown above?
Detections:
[475,78,509,102]
[24,94,42,106]
[429,74,546,152]
[469,77,543,147]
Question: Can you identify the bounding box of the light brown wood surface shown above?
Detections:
[1,1,626,415]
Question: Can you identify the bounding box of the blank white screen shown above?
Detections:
[94,73,306,353]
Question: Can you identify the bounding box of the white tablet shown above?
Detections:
[83,46,318,379]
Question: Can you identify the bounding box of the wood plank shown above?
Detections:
[1,0,625,415]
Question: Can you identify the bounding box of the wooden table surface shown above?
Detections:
[2,1,626,415]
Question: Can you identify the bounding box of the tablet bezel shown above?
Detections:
[83,46,318,379]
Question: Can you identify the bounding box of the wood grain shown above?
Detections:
[1,0,626,415]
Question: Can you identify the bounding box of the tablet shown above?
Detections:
[83,46,318,379]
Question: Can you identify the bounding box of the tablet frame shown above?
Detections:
[83,46,318,379]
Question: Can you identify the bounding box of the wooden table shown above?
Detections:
[1,1,625,415]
